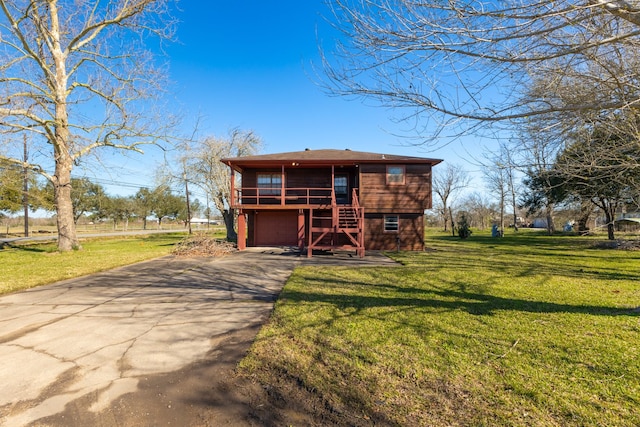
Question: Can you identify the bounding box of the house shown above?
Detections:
[221,149,442,257]
[615,217,640,232]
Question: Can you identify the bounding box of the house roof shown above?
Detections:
[615,217,640,224]
[222,148,442,171]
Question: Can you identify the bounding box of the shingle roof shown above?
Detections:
[222,148,442,170]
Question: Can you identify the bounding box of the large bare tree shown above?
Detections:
[188,128,262,241]
[323,1,640,137]
[0,0,175,250]
[483,142,520,234]
[432,163,469,232]
[517,39,640,235]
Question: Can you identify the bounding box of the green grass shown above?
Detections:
[240,230,640,426]
[0,233,186,295]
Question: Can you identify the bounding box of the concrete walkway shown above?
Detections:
[0,248,396,426]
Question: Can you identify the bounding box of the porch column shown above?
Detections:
[281,164,285,206]
[230,168,235,207]
[307,208,313,258]
[331,165,335,204]
[298,209,305,251]
[237,211,246,250]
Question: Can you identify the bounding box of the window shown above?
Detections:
[257,173,282,196]
[386,165,405,185]
[384,215,399,232]
[334,175,348,200]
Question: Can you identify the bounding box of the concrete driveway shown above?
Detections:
[0,249,306,426]
[0,249,398,426]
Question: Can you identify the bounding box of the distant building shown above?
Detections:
[190,218,220,225]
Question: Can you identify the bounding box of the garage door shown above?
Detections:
[255,211,298,246]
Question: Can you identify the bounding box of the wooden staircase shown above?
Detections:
[307,189,365,258]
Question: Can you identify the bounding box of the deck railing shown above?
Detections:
[351,188,360,208]
[234,187,337,206]
[233,187,362,207]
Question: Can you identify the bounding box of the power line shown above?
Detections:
[69,174,209,201]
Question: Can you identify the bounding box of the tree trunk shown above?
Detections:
[577,201,592,235]
[509,172,518,232]
[545,207,555,235]
[449,207,455,237]
[605,209,616,240]
[23,134,29,238]
[540,201,555,235]
[442,207,449,231]
[51,4,80,251]
[607,222,615,240]
[223,208,237,241]
[500,192,505,236]
[53,158,81,251]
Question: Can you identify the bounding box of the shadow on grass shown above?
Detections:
[280,283,639,317]
[401,236,640,282]
[0,242,52,253]
[428,233,607,253]
[426,254,639,282]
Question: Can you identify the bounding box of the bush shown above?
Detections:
[457,213,472,239]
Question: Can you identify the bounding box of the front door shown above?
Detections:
[334,174,349,204]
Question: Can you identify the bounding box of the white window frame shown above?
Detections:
[386,165,406,185]
[384,215,399,233]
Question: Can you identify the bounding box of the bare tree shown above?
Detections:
[484,162,507,237]
[519,37,640,160]
[484,143,521,234]
[0,1,175,251]
[460,192,496,230]
[432,163,469,232]
[323,1,640,138]
[188,129,262,241]
[518,40,640,236]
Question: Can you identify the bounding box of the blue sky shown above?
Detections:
[96,1,487,197]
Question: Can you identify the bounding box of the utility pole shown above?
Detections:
[22,134,29,237]
[205,194,210,230]
[182,157,192,235]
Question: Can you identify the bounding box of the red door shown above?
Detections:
[254,211,298,246]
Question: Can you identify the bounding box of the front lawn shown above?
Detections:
[240,231,640,426]
[0,233,186,295]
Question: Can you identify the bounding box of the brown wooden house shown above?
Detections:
[221,149,442,257]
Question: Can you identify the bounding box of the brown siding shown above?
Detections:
[364,213,424,251]
[359,164,432,213]
[286,168,332,188]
